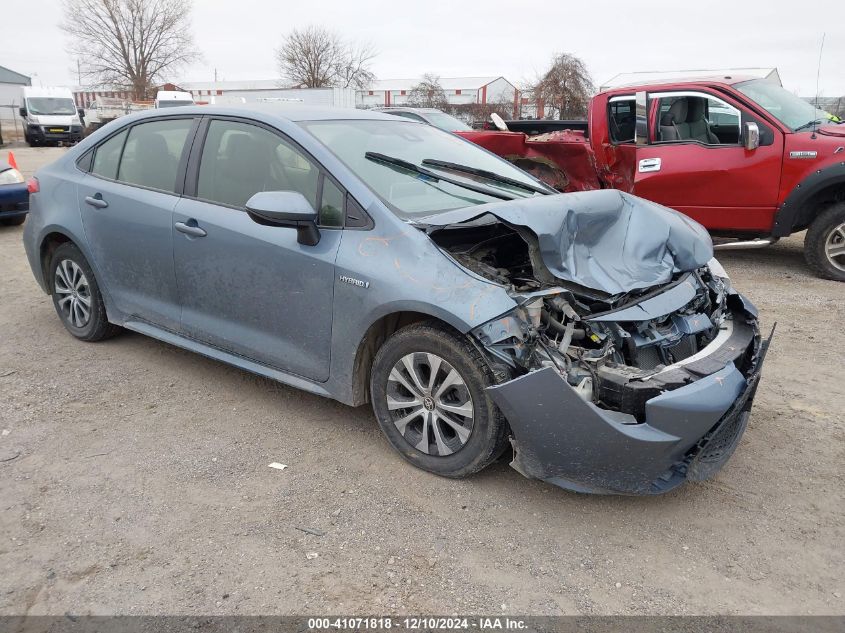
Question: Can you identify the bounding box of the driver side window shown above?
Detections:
[653,93,741,145]
[197,120,320,209]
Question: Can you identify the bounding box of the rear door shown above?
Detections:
[78,117,197,330]
[172,117,343,382]
[632,90,783,233]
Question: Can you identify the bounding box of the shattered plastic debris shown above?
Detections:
[305,552,319,560]
[268,462,288,470]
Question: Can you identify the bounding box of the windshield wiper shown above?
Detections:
[421,158,553,196]
[794,119,826,132]
[364,152,516,201]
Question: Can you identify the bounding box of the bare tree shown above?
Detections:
[277,25,376,89]
[407,74,448,109]
[61,0,200,99]
[532,53,593,120]
[335,42,377,89]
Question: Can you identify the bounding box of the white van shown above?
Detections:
[154,91,194,108]
[19,86,84,146]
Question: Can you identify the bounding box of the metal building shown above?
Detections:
[0,65,32,143]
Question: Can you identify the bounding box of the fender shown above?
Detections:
[32,225,123,325]
[773,160,845,237]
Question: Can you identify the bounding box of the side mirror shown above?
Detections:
[743,121,760,151]
[19,107,26,118]
[245,191,320,246]
[78,108,85,118]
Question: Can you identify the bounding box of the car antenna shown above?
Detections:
[812,32,826,140]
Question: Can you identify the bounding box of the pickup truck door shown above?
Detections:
[632,90,783,234]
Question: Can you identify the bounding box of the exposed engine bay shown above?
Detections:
[412,190,766,494]
[428,218,758,423]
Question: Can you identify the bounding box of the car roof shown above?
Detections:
[602,75,760,95]
[126,103,399,123]
[376,107,444,114]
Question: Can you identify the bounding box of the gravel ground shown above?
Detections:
[0,146,843,616]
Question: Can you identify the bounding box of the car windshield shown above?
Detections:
[26,97,76,116]
[157,100,194,108]
[424,112,473,132]
[735,79,837,131]
[300,119,542,216]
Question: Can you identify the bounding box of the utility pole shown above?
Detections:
[77,59,82,86]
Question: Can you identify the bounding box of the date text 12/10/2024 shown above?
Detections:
[307,617,528,630]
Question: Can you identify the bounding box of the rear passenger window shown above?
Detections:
[608,98,635,143]
[117,119,194,193]
[197,120,326,211]
[91,129,127,180]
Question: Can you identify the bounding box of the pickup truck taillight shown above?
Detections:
[26,177,39,194]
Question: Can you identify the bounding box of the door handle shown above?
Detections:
[638,158,662,173]
[84,194,108,208]
[174,220,207,238]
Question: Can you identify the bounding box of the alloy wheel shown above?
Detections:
[825,222,845,273]
[54,259,92,328]
[386,352,475,456]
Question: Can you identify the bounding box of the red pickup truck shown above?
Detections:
[457,75,845,281]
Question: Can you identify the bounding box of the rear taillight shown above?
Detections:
[27,177,39,194]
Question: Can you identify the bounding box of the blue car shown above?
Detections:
[0,159,28,226]
[22,105,770,495]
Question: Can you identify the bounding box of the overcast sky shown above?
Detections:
[3,0,844,97]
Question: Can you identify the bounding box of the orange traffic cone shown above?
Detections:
[7,151,18,170]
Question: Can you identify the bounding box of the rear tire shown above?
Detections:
[370,321,510,479]
[49,242,120,342]
[0,216,25,226]
[804,202,845,281]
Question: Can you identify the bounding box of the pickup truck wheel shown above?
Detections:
[370,322,509,479]
[49,242,121,342]
[0,216,26,226]
[805,202,845,281]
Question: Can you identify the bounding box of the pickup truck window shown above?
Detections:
[652,92,740,146]
[608,97,636,144]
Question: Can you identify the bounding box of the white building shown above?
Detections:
[180,80,357,108]
[357,76,517,109]
[0,65,31,142]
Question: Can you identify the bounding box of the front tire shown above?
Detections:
[370,322,509,478]
[49,242,120,341]
[805,202,845,281]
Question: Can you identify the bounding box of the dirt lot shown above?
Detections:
[0,146,843,616]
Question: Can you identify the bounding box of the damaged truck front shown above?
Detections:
[416,190,770,495]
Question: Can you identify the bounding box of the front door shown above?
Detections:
[78,117,197,330]
[632,90,783,233]
[173,118,344,382]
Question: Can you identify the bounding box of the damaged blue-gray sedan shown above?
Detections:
[22,105,770,495]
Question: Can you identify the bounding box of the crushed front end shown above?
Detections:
[423,192,770,494]
[474,270,767,494]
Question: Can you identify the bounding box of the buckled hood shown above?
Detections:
[413,189,714,296]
